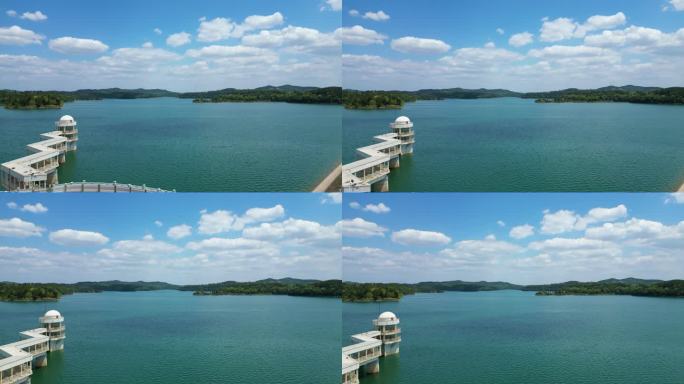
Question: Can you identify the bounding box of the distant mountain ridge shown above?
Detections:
[4,85,683,110]
[0,278,341,301]
[342,278,684,302]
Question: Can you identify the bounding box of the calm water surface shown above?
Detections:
[0,291,340,384]
[0,98,341,191]
[343,99,684,191]
[343,291,684,384]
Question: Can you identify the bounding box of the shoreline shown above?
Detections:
[312,163,341,192]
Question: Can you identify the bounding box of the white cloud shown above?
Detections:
[363,11,390,22]
[0,218,44,238]
[540,13,626,42]
[349,202,361,209]
[337,218,387,238]
[510,224,535,239]
[6,10,17,18]
[243,12,284,30]
[585,218,684,246]
[49,37,109,54]
[20,11,47,22]
[167,224,192,240]
[583,26,684,53]
[540,209,582,234]
[509,32,534,47]
[484,42,496,49]
[586,204,628,222]
[335,25,387,45]
[391,36,451,54]
[583,12,627,31]
[541,205,628,234]
[540,17,578,42]
[100,236,182,257]
[142,42,154,48]
[242,26,338,53]
[497,220,506,227]
[196,205,288,235]
[197,13,286,42]
[244,218,339,244]
[497,28,505,35]
[166,32,191,47]
[243,204,285,222]
[197,209,240,234]
[440,236,522,262]
[323,0,342,11]
[154,28,162,35]
[392,229,451,246]
[97,47,181,67]
[668,193,684,204]
[528,237,621,258]
[528,44,612,58]
[321,193,342,204]
[186,237,268,252]
[7,202,48,213]
[154,220,163,227]
[671,0,684,11]
[197,17,236,42]
[49,229,109,246]
[362,203,391,214]
[185,44,272,59]
[349,9,360,17]
[0,25,44,45]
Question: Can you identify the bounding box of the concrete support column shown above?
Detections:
[50,339,64,351]
[372,176,389,192]
[389,156,400,169]
[380,177,389,192]
[384,343,400,356]
[33,354,48,368]
[364,360,380,374]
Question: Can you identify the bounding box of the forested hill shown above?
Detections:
[0,279,341,301]
[183,279,342,297]
[342,278,684,302]
[343,85,684,109]
[524,86,684,104]
[0,86,342,109]
[530,279,684,297]
[184,86,342,104]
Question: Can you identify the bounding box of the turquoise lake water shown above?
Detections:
[343,291,684,384]
[343,99,684,191]
[0,291,340,384]
[0,98,341,191]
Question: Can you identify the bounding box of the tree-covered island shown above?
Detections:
[4,85,683,110]
[342,278,684,302]
[0,279,340,302]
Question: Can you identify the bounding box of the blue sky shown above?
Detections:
[341,193,684,284]
[0,193,342,284]
[0,0,342,91]
[341,0,684,91]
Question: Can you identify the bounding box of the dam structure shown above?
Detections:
[0,115,169,192]
[342,312,401,384]
[0,310,65,384]
[342,116,414,192]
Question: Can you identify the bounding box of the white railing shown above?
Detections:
[0,367,32,384]
[50,182,172,193]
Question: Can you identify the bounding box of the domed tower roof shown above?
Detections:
[59,115,75,123]
[394,116,411,124]
[44,310,62,318]
[378,311,397,321]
